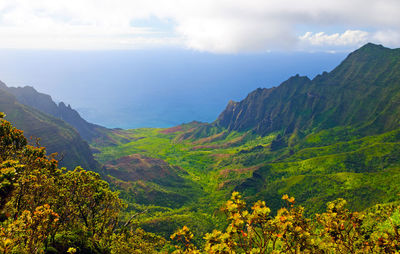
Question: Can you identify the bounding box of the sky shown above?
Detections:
[0,1,398,128]
[0,0,399,53]
[0,49,346,128]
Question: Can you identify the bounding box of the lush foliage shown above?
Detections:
[0,88,98,170]
[2,43,400,252]
[0,114,166,253]
[171,192,400,253]
[1,114,400,253]
[90,122,400,239]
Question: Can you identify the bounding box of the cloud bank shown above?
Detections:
[0,0,399,53]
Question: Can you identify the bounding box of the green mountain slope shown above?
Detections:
[0,87,99,170]
[233,127,400,213]
[0,82,108,141]
[216,43,400,136]
[89,44,400,236]
[5,42,400,246]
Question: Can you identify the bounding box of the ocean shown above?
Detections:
[0,49,346,129]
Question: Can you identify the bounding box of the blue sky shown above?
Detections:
[0,0,399,53]
[0,49,347,128]
[0,0,399,128]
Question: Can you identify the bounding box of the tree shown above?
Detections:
[0,113,167,253]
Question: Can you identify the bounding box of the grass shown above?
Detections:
[89,124,400,237]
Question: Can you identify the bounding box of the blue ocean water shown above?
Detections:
[0,49,347,129]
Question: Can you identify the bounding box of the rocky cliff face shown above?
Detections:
[0,84,107,141]
[216,43,400,136]
[0,86,99,171]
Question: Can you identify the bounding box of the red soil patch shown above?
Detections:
[193,131,227,145]
[103,154,183,182]
[210,153,231,159]
[191,133,247,150]
[225,135,246,146]
[192,144,220,150]
[159,125,183,134]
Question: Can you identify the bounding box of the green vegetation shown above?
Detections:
[216,44,400,137]
[2,43,400,252]
[89,43,400,249]
[2,116,400,253]
[90,121,400,238]
[0,88,99,171]
[1,84,108,142]
[172,192,400,253]
[0,114,168,253]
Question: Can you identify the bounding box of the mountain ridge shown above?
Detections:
[0,83,99,171]
[46,42,400,239]
[216,43,400,138]
[0,83,108,141]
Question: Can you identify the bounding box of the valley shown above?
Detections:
[89,122,400,238]
[87,43,400,238]
[1,43,400,252]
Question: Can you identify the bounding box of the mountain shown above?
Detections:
[0,83,108,141]
[216,43,400,137]
[83,43,400,238]
[212,43,400,211]
[0,83,99,170]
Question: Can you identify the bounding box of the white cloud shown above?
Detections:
[0,0,400,52]
[299,30,369,48]
[299,29,400,51]
[372,30,400,47]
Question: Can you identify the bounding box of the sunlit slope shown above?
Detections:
[91,122,400,215]
[216,43,400,136]
[234,127,400,214]
[91,43,400,217]
[0,88,99,170]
